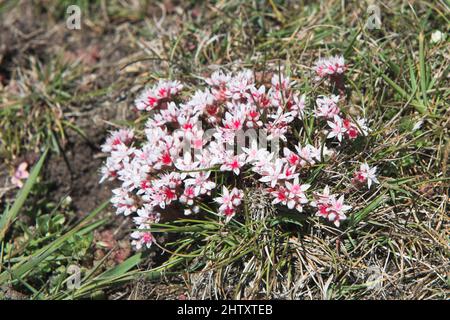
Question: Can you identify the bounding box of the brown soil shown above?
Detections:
[43,125,111,215]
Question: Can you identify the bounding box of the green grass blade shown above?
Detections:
[419,32,428,108]
[0,148,49,242]
[96,253,142,280]
[0,200,109,285]
[346,194,386,227]
[367,58,427,114]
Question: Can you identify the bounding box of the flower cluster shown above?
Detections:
[313,94,370,142]
[135,80,183,111]
[99,56,378,249]
[313,55,347,80]
[312,186,352,227]
[352,162,379,189]
[214,186,244,222]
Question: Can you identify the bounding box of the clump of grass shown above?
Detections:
[0,149,150,299]
[124,0,449,300]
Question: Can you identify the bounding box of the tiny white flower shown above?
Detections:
[431,30,445,44]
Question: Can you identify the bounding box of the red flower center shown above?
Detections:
[161,152,172,165]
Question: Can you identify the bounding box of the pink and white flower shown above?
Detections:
[222,108,246,131]
[315,95,340,119]
[99,157,122,183]
[184,171,216,196]
[327,195,352,227]
[327,115,347,142]
[214,186,244,222]
[220,153,247,175]
[111,187,137,216]
[294,144,321,166]
[135,80,183,111]
[131,228,155,250]
[283,147,301,167]
[205,70,231,87]
[285,178,310,212]
[259,159,284,188]
[313,55,347,80]
[179,185,196,206]
[271,186,289,207]
[134,204,161,227]
[312,186,351,227]
[353,162,379,188]
[186,89,216,114]
[11,162,29,188]
[291,94,306,117]
[226,69,254,101]
[101,129,134,153]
